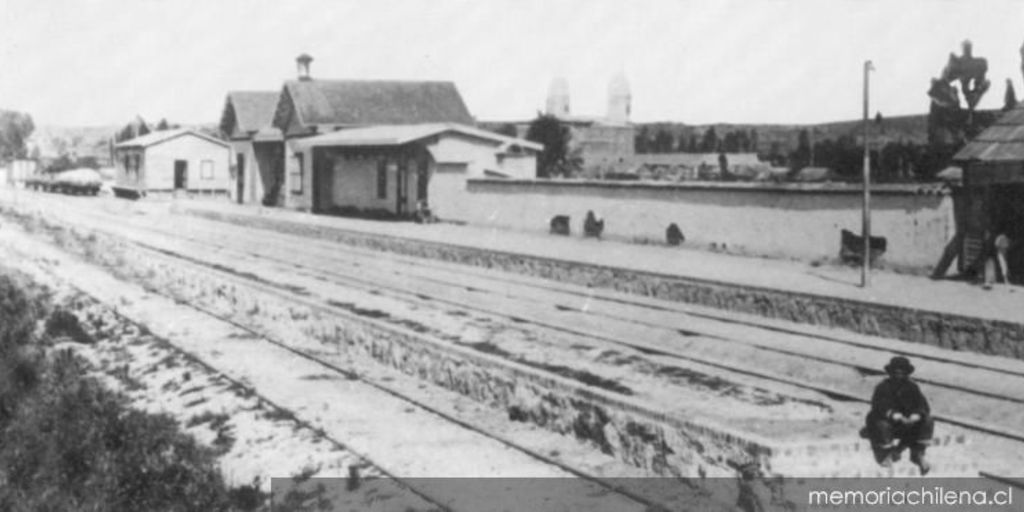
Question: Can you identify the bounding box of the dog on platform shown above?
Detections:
[666,223,685,246]
[583,211,604,239]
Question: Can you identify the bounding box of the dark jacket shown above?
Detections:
[869,377,930,420]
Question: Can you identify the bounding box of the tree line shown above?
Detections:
[0,110,35,161]
[635,126,759,154]
[514,80,1018,182]
[113,117,178,143]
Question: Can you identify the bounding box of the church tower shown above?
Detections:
[607,73,631,124]
[545,77,570,117]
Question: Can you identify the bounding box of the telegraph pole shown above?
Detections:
[861,60,874,288]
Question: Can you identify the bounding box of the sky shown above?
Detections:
[2,0,1023,127]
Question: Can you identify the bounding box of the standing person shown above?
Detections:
[994,233,1012,284]
[981,233,1012,289]
[732,460,772,512]
[863,357,934,474]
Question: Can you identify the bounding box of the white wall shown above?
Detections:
[444,180,954,271]
[144,135,230,192]
[422,133,537,217]
[7,160,36,184]
[498,153,537,179]
[428,163,469,219]
[228,140,261,204]
[426,134,499,178]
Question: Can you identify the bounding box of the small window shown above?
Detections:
[201,160,214,180]
[291,153,304,194]
[376,159,388,199]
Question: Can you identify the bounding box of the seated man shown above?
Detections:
[862,356,934,474]
[412,200,435,224]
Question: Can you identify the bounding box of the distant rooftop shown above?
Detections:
[114,128,227,149]
[220,91,281,137]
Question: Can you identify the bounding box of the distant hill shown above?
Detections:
[28,125,120,161]
[488,113,937,156]
[636,113,934,155]
[27,122,220,164]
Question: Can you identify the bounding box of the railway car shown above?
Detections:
[25,168,103,196]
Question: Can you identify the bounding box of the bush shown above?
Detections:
[0,271,259,511]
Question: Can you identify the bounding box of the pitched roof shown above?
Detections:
[221,91,281,136]
[115,128,228,149]
[954,102,1024,162]
[292,123,542,152]
[278,80,474,129]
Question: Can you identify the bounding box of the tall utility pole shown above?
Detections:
[862,60,874,288]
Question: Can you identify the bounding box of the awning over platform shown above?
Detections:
[291,123,542,153]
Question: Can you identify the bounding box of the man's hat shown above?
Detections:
[884,356,915,375]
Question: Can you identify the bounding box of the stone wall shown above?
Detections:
[113,241,772,478]
[26,217,772,478]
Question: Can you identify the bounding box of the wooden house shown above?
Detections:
[113,129,230,198]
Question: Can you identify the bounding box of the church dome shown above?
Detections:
[548,77,570,98]
[608,73,630,97]
[546,77,570,116]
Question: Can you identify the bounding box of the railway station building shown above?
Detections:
[219,91,284,206]
[291,123,541,218]
[112,129,230,199]
[268,54,541,218]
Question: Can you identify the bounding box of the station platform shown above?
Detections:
[5,191,1021,478]
[168,199,1024,361]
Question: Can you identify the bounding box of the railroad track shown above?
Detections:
[40,200,1024,431]
[6,193,1024,480]
[2,223,681,512]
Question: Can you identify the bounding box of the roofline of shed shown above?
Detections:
[115,130,229,150]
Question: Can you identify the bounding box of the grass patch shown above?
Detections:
[187,411,231,430]
[0,269,263,510]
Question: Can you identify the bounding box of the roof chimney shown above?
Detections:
[296,53,313,81]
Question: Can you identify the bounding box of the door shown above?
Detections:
[174,160,188,190]
[416,159,429,203]
[395,161,407,216]
[236,153,245,204]
[311,148,332,214]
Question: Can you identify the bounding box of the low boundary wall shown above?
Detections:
[443,180,954,272]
